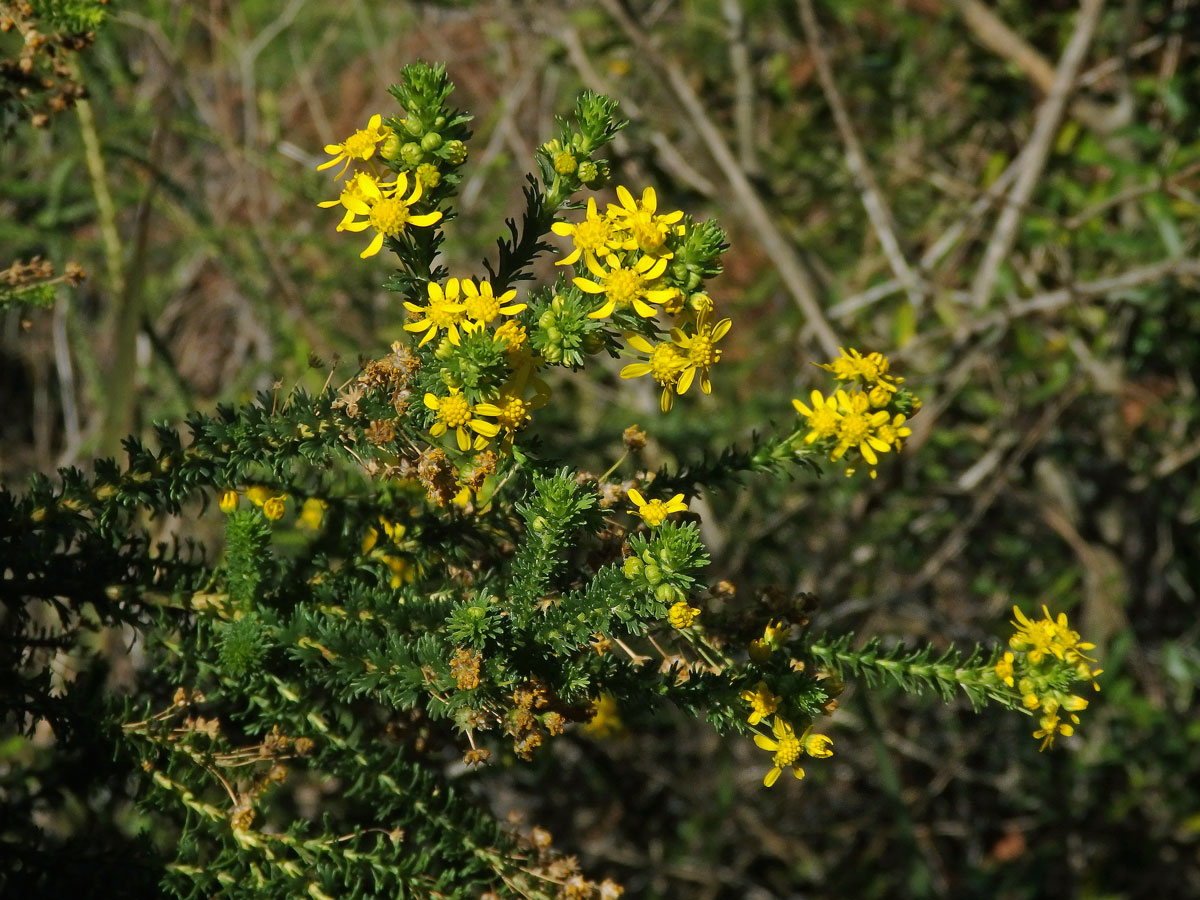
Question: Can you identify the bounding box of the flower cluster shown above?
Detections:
[751,716,833,787]
[317,114,446,259]
[792,347,920,478]
[555,186,731,412]
[995,606,1102,750]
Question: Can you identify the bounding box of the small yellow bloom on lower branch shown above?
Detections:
[620,336,685,412]
[424,389,500,452]
[667,600,700,629]
[404,278,465,347]
[740,681,780,726]
[753,717,806,787]
[792,390,842,443]
[671,314,731,397]
[627,489,688,526]
[218,490,239,514]
[262,495,287,521]
[298,498,327,531]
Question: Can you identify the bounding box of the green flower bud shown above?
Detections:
[643,564,662,586]
[581,159,609,189]
[434,340,455,360]
[576,160,598,184]
[401,142,425,168]
[538,309,557,329]
[531,515,548,533]
[421,132,443,152]
[623,557,644,579]
[655,583,684,604]
[434,115,446,128]
[582,333,604,355]
[380,133,402,161]
[444,140,467,165]
[540,345,562,363]
[403,117,424,137]
[544,327,562,344]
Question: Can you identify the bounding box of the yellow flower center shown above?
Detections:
[426,298,461,329]
[640,499,670,526]
[808,407,840,438]
[494,321,526,349]
[437,394,472,429]
[773,735,801,768]
[837,412,871,445]
[749,692,778,719]
[369,198,411,236]
[602,266,642,306]
[574,217,612,253]
[629,214,665,252]
[649,345,682,384]
[343,128,380,160]
[686,334,717,367]
[464,293,501,323]
[496,396,530,430]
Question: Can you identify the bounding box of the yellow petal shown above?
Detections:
[361,232,385,259]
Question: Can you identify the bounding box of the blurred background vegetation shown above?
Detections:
[3,0,1199,897]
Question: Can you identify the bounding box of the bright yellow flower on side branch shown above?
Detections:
[317,113,392,178]
[424,389,500,452]
[552,197,622,267]
[627,489,688,526]
[404,278,466,347]
[574,254,675,319]
[339,171,442,259]
[671,314,731,397]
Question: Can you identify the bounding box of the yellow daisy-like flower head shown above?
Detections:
[574,253,676,320]
[424,389,501,452]
[753,717,805,787]
[875,413,913,452]
[667,600,700,629]
[607,185,684,259]
[340,172,442,259]
[460,278,526,326]
[246,485,273,507]
[831,389,892,466]
[1008,605,1061,665]
[791,390,842,444]
[318,171,395,230]
[262,495,287,521]
[627,489,688,527]
[551,198,623,267]
[620,335,686,412]
[740,681,781,726]
[317,113,392,178]
[404,278,466,347]
[671,314,731,397]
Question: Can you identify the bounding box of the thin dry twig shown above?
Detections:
[968,0,1105,309]
[797,0,924,309]
[597,0,842,357]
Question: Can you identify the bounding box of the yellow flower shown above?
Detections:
[1033,710,1074,751]
[619,336,685,412]
[753,717,805,787]
[1008,606,1063,665]
[817,347,901,390]
[218,490,239,514]
[574,254,676,319]
[382,554,414,588]
[262,495,287,521]
[246,485,272,507]
[994,651,1015,687]
[404,278,466,347]
[317,113,392,178]
[551,198,622,267]
[459,278,526,327]
[298,498,327,531]
[627,489,688,526]
[607,185,684,258]
[740,681,780,726]
[792,390,842,443]
[671,314,731,396]
[875,413,913,452]
[583,694,624,738]
[493,320,528,352]
[831,389,892,466]
[424,389,501,452]
[803,731,833,758]
[340,171,442,259]
[318,171,395,230]
[668,600,700,629]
